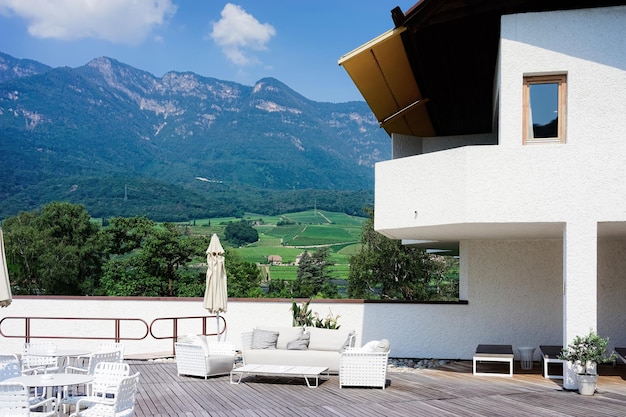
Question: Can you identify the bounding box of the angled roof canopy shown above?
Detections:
[338,27,434,137]
[339,0,626,138]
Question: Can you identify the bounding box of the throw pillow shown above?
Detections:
[256,326,303,350]
[251,329,279,349]
[375,339,390,352]
[361,340,380,352]
[286,332,311,350]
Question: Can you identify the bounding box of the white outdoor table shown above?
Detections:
[5,373,94,402]
[230,364,328,388]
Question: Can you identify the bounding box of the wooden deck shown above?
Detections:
[124,359,626,416]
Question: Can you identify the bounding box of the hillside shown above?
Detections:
[0,52,389,220]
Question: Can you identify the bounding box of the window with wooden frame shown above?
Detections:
[522,74,567,144]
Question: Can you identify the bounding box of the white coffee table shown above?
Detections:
[230,364,328,388]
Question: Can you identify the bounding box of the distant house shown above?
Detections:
[340,0,626,389]
[267,255,282,265]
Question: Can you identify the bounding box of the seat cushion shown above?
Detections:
[307,328,355,352]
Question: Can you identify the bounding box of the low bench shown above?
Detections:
[472,344,514,377]
[539,345,564,379]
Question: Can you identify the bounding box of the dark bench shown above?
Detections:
[473,344,514,377]
[539,345,564,379]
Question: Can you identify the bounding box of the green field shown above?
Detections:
[177,210,366,280]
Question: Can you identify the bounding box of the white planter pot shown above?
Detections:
[576,374,598,395]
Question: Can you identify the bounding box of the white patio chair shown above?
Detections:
[339,340,390,389]
[0,354,20,366]
[0,362,22,382]
[61,361,130,415]
[1,361,48,406]
[175,338,236,379]
[65,351,121,376]
[69,372,140,417]
[75,343,124,367]
[94,343,124,362]
[0,382,58,417]
[22,343,60,375]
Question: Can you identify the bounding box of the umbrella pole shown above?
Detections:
[216,312,221,342]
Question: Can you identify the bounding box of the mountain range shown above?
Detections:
[0,52,389,221]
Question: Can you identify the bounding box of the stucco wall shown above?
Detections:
[499,6,626,147]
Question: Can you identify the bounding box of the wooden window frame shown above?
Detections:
[522,74,567,144]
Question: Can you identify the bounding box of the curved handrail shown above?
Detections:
[149,315,227,353]
[0,316,150,343]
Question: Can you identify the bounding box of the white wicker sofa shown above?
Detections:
[339,339,390,389]
[175,334,236,379]
[240,326,356,374]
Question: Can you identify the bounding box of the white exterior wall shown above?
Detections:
[372,6,626,388]
[499,7,626,148]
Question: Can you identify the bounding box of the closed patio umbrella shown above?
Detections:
[203,233,227,340]
[0,229,12,308]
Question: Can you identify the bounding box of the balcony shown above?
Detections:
[374,143,626,245]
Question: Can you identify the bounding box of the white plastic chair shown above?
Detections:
[62,361,130,415]
[70,372,140,417]
[94,343,124,362]
[0,354,20,366]
[0,362,22,382]
[0,382,58,417]
[22,343,60,375]
[1,361,48,405]
[65,351,121,375]
[75,343,124,367]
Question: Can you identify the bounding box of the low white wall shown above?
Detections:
[2,237,624,362]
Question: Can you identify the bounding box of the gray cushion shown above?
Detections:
[286,332,310,350]
[251,329,279,349]
[256,326,304,350]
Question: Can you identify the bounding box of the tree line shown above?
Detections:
[2,202,458,300]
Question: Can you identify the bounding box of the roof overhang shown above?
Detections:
[339,0,626,139]
[338,27,435,137]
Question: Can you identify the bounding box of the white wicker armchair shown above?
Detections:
[175,336,235,379]
[339,340,390,389]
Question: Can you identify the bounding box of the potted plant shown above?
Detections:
[558,330,616,395]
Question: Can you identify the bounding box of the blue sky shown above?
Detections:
[0,1,414,103]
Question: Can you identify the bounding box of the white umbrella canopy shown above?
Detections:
[203,233,227,340]
[0,229,12,308]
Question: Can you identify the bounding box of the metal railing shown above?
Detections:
[0,315,226,356]
[0,316,150,343]
[150,315,227,354]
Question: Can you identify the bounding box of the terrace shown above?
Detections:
[130,358,626,416]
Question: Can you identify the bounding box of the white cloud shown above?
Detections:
[210,3,275,66]
[0,0,177,44]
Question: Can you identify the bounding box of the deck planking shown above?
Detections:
[123,360,626,417]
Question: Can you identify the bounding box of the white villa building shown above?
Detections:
[339,0,626,389]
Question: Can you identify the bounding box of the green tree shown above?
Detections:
[224,249,263,298]
[3,202,106,295]
[101,220,204,296]
[293,247,338,298]
[348,208,451,300]
[224,220,258,246]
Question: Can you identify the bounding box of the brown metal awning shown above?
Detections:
[338,27,435,138]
